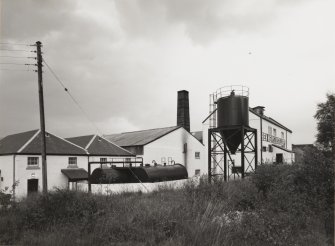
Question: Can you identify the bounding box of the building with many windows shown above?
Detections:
[0,130,133,198]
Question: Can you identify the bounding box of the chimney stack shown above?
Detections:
[253,106,265,116]
[177,90,190,132]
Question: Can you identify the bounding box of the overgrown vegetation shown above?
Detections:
[0,149,333,245]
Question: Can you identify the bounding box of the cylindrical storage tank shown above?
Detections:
[215,86,249,154]
[90,168,134,184]
[217,95,249,128]
[132,164,188,182]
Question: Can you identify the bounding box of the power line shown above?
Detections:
[0,68,35,72]
[0,48,33,52]
[0,55,36,59]
[0,62,36,66]
[0,42,34,46]
[42,58,102,135]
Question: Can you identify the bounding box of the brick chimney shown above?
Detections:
[177,90,190,132]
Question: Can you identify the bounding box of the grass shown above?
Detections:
[0,150,333,245]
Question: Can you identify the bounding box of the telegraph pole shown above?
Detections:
[36,41,48,194]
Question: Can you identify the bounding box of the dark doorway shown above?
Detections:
[27,179,38,195]
[276,154,283,164]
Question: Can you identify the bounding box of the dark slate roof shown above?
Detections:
[0,130,87,155]
[21,132,87,155]
[66,135,134,156]
[0,130,39,155]
[61,168,88,181]
[191,131,203,144]
[104,126,181,147]
[65,135,95,149]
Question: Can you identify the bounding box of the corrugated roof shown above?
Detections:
[104,126,181,147]
[0,130,87,155]
[66,135,134,156]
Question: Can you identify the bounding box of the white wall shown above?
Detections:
[0,156,14,193]
[139,128,206,177]
[202,109,294,172]
[1,155,88,198]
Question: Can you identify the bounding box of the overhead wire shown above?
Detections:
[0,68,35,72]
[0,48,33,52]
[0,62,36,66]
[0,42,34,46]
[0,55,36,59]
[42,57,102,135]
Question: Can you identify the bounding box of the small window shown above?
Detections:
[28,157,39,166]
[100,158,107,163]
[281,132,284,139]
[68,157,77,166]
[273,129,277,137]
[268,145,273,152]
[195,152,200,159]
[195,169,201,176]
[262,146,267,152]
[268,126,272,135]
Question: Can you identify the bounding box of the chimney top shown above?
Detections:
[177,90,190,132]
[253,106,265,116]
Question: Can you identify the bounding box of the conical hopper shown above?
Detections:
[220,129,242,154]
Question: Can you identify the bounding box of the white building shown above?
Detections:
[0,130,133,198]
[104,126,206,177]
[202,106,295,169]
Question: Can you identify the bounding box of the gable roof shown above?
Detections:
[0,130,39,155]
[0,130,87,156]
[66,135,134,156]
[191,131,203,144]
[104,126,181,147]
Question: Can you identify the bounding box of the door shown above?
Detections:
[276,154,283,164]
[27,179,38,195]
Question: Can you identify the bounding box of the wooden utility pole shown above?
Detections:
[36,41,48,194]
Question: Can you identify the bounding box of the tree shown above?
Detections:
[314,93,335,153]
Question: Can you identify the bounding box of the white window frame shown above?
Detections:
[68,157,77,166]
[27,157,39,166]
[195,152,200,159]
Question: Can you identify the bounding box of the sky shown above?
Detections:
[0,0,334,144]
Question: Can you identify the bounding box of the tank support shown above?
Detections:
[208,125,257,183]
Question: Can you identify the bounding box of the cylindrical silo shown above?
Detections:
[216,86,249,154]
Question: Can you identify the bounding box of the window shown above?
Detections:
[68,157,77,166]
[273,129,277,137]
[195,169,201,176]
[100,158,107,163]
[281,132,285,139]
[268,126,272,135]
[195,152,200,159]
[262,146,267,152]
[28,157,39,166]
